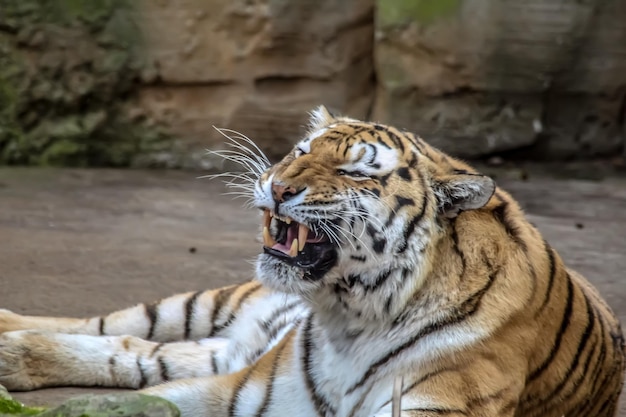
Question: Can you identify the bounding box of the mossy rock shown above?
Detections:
[0,389,180,417]
[377,0,460,27]
[0,386,45,416]
[0,0,172,167]
[38,393,180,417]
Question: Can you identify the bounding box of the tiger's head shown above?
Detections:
[231,106,496,320]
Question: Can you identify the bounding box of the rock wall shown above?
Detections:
[373,0,626,159]
[133,0,374,168]
[0,0,624,167]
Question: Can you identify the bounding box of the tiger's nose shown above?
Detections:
[272,183,299,203]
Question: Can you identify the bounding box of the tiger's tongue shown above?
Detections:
[271,223,302,256]
[277,222,327,256]
[263,224,326,259]
[261,210,328,257]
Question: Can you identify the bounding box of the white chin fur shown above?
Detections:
[255,254,323,296]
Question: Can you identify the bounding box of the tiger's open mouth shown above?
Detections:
[261,210,337,279]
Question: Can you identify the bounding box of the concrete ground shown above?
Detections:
[0,168,624,414]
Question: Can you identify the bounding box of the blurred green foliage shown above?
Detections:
[377,0,460,27]
[0,0,171,166]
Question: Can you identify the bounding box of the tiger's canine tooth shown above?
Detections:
[298,224,308,252]
[263,210,272,228]
[289,239,299,257]
[285,217,292,224]
[263,226,276,247]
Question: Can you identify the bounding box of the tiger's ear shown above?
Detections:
[433,173,496,218]
[308,105,337,131]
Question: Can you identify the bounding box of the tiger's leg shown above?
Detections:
[137,340,526,417]
[0,281,267,341]
[0,332,228,390]
[0,291,305,391]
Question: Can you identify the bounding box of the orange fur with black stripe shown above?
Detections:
[0,106,623,417]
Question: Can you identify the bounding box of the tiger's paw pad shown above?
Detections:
[0,330,55,391]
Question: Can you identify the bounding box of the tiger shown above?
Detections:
[0,106,623,417]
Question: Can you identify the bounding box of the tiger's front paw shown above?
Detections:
[0,330,58,391]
